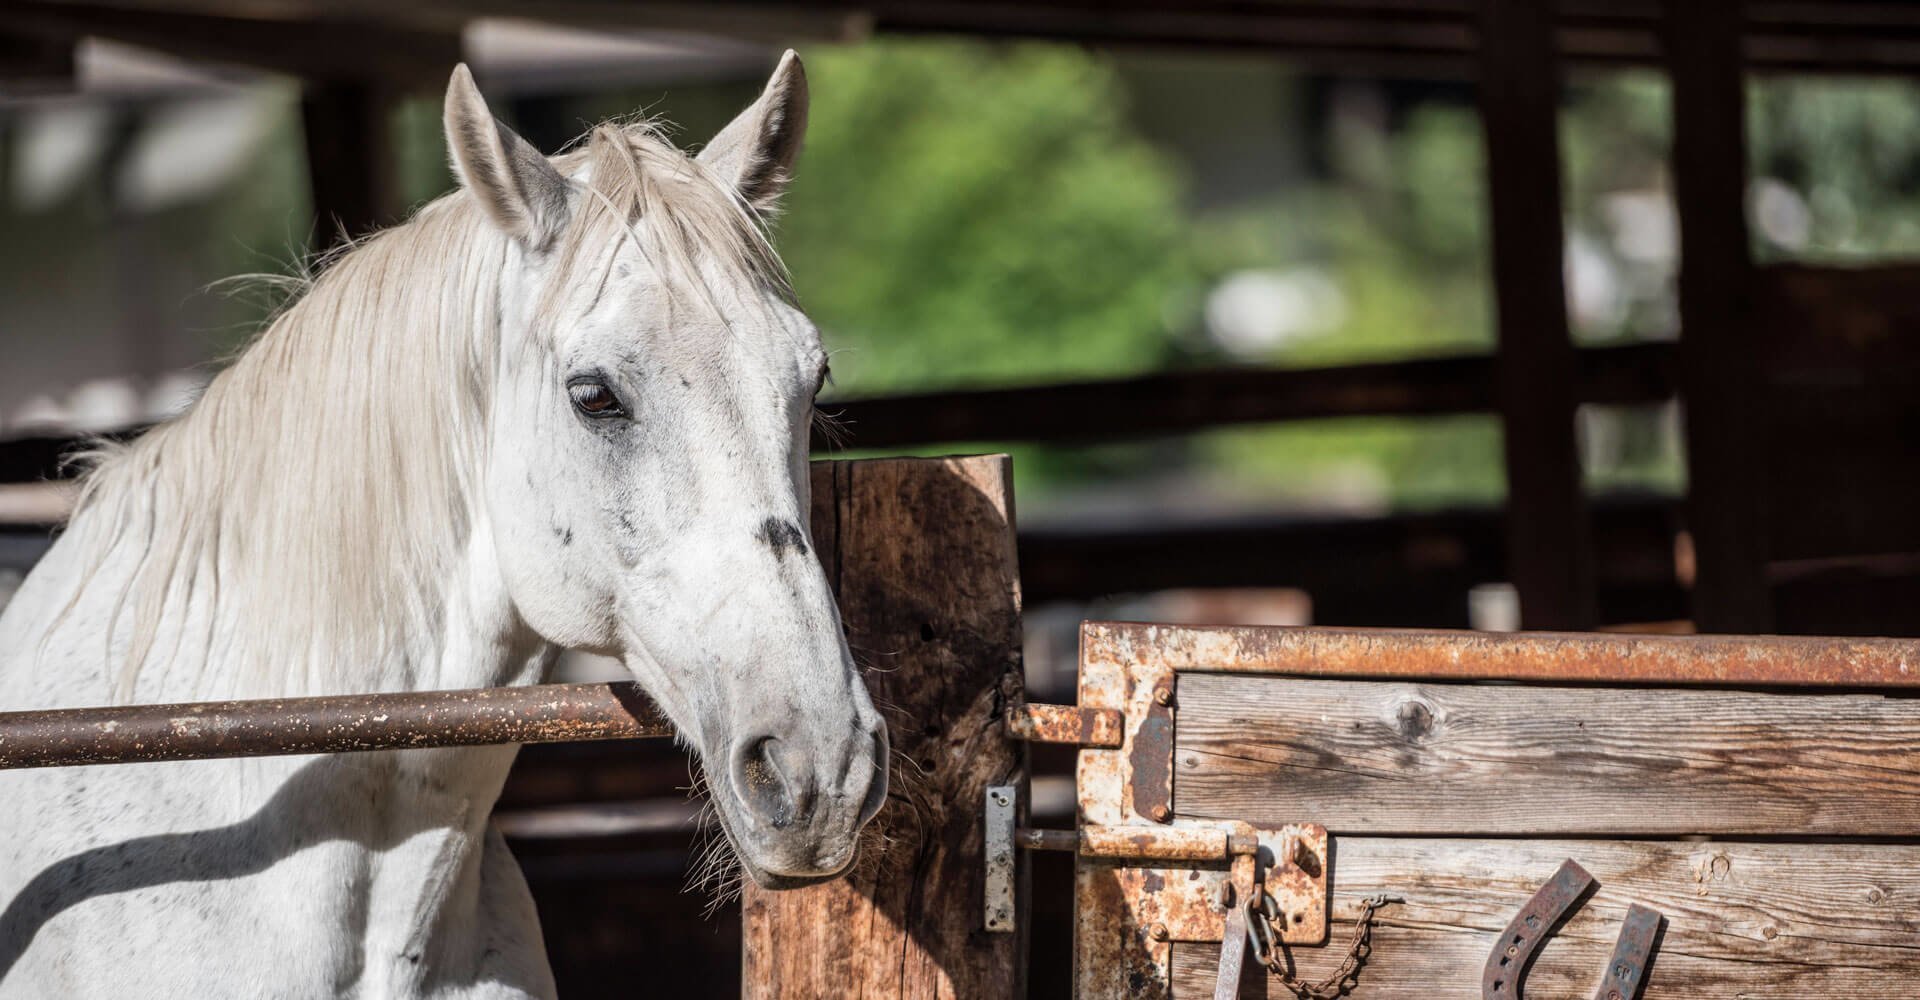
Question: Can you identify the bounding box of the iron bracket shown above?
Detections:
[983,784,1329,945]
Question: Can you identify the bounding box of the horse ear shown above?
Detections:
[443,63,570,249]
[697,49,808,213]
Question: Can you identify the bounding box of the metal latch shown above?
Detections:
[983,784,1328,943]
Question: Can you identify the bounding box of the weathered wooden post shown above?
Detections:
[742,455,1029,998]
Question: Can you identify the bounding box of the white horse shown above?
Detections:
[0,52,886,998]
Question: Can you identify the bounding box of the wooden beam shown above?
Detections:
[0,30,72,89]
[0,345,1677,480]
[301,81,398,253]
[1178,673,1920,836]
[1018,498,1682,620]
[811,343,1674,451]
[741,456,1028,998]
[1668,1,1773,632]
[4,3,457,88]
[1477,0,1596,631]
[1174,838,1920,998]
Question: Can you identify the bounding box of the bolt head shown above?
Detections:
[1149,923,1169,941]
[1154,688,1173,706]
[1149,804,1172,822]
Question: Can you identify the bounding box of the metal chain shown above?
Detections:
[1245,893,1402,1000]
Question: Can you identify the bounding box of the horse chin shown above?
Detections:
[741,856,857,891]
[729,823,862,891]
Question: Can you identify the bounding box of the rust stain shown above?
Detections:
[1262,824,1330,946]
[1128,677,1175,824]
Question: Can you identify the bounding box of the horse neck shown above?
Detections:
[18,496,552,708]
[21,212,555,705]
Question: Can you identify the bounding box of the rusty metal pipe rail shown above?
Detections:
[1083,622,1920,689]
[0,681,672,769]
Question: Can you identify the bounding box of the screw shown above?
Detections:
[1149,923,1169,941]
[992,791,1009,806]
[1154,687,1173,707]
[1149,804,1172,822]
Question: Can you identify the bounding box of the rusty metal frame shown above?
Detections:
[1079,621,1920,689]
[1069,621,1920,999]
[0,681,671,769]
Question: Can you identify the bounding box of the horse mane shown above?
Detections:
[59,121,785,700]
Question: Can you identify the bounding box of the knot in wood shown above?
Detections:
[1395,698,1435,740]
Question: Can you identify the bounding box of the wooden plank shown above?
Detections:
[1668,0,1774,632]
[1477,0,1596,630]
[1172,837,1920,998]
[814,342,1674,450]
[1175,673,1920,836]
[741,456,1028,998]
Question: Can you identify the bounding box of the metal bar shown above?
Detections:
[1082,621,1920,689]
[985,785,1019,934]
[0,681,671,770]
[1019,824,1260,861]
[1005,701,1124,747]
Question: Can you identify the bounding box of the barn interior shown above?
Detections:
[3,2,1919,995]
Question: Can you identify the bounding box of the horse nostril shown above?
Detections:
[732,735,813,830]
[857,727,890,827]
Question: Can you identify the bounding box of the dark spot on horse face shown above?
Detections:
[756,517,808,559]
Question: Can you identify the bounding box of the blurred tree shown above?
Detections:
[779,41,1194,394]
[1749,76,1920,260]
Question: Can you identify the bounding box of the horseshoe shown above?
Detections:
[1482,859,1663,1000]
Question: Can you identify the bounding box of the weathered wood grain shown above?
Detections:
[741,456,1028,999]
[1176,674,1920,836]
[1173,837,1920,998]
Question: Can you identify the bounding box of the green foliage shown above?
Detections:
[1749,76,1920,259]
[778,41,1193,394]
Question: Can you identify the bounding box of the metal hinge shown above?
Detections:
[983,784,1329,943]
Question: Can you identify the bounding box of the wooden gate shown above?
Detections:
[1049,622,1920,998]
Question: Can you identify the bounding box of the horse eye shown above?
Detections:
[568,380,623,417]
